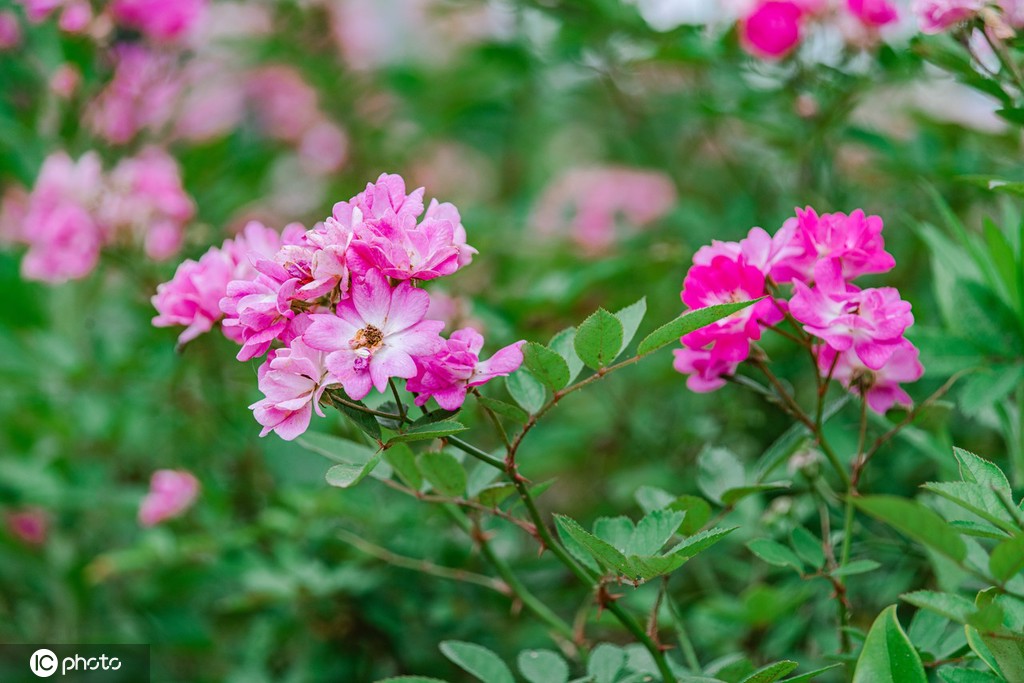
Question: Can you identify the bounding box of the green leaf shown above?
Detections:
[325,449,384,488]
[477,482,517,507]
[635,485,676,514]
[628,509,686,556]
[375,677,451,683]
[853,605,927,683]
[549,327,584,383]
[853,496,967,562]
[505,370,546,414]
[739,661,799,683]
[614,297,647,357]
[721,482,790,506]
[517,649,569,683]
[950,520,1011,540]
[954,447,1012,491]
[439,641,515,683]
[901,591,978,624]
[522,342,570,391]
[831,560,881,577]
[554,515,632,576]
[417,451,467,497]
[384,443,421,489]
[587,644,626,683]
[780,663,844,682]
[790,527,825,569]
[475,394,528,424]
[637,299,762,356]
[328,395,383,441]
[990,534,1024,582]
[593,516,635,552]
[670,495,713,535]
[574,308,624,370]
[388,421,468,445]
[970,621,1024,683]
[965,628,1006,680]
[937,668,1006,683]
[668,526,737,560]
[747,538,805,573]
[297,432,378,465]
[753,395,849,480]
[960,366,1024,416]
[923,482,1022,533]
[697,446,746,506]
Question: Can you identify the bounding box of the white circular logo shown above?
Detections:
[29,649,58,678]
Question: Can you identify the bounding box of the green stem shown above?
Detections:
[447,435,508,471]
[388,379,407,423]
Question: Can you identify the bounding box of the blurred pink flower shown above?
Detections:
[111,0,207,42]
[87,45,183,145]
[174,59,246,142]
[298,121,349,175]
[0,186,28,244]
[532,166,676,255]
[20,151,105,283]
[0,10,21,49]
[304,269,445,400]
[911,0,982,32]
[15,0,61,23]
[818,339,923,413]
[790,259,913,369]
[139,470,199,527]
[250,339,332,440]
[740,1,804,59]
[773,207,895,283]
[407,329,524,410]
[101,146,194,260]
[246,66,321,143]
[6,507,48,545]
[847,0,899,26]
[56,0,90,32]
[49,64,81,98]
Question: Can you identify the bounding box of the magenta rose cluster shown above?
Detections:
[739,0,899,60]
[2,147,193,283]
[673,207,923,414]
[153,173,525,440]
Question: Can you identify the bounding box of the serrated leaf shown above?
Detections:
[587,644,626,683]
[475,394,529,423]
[505,370,546,414]
[417,451,466,497]
[635,485,676,514]
[950,520,1011,540]
[748,538,805,573]
[388,420,468,445]
[549,327,584,383]
[614,297,647,357]
[554,515,633,576]
[668,526,737,560]
[327,394,383,441]
[574,308,624,370]
[384,443,421,489]
[954,448,1012,491]
[637,299,761,356]
[522,342,570,391]
[325,449,384,488]
[628,509,686,556]
[517,649,569,683]
[439,641,514,683]
[297,432,377,464]
[853,496,967,562]
[901,591,978,624]
[923,482,1021,533]
[970,622,1024,683]
[853,605,927,683]
[721,482,790,506]
[697,446,745,506]
[990,534,1024,582]
[831,560,881,577]
[593,516,635,553]
[938,668,1006,683]
[739,660,798,683]
[790,527,825,569]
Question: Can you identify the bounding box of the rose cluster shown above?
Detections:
[1,147,193,283]
[153,174,524,440]
[739,0,900,60]
[12,0,206,42]
[674,207,923,414]
[912,0,1024,34]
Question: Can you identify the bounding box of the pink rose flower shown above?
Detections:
[250,339,332,440]
[350,172,425,222]
[848,0,899,26]
[740,1,805,59]
[672,346,742,393]
[6,507,48,545]
[304,268,445,400]
[87,45,182,145]
[0,10,22,50]
[110,0,206,42]
[912,0,982,32]
[407,329,525,410]
[790,260,914,370]
[49,63,81,98]
[772,207,895,283]
[139,470,200,527]
[818,339,923,413]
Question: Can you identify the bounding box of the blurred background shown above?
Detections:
[1,0,1022,680]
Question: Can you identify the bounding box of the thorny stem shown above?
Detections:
[378,477,537,534]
